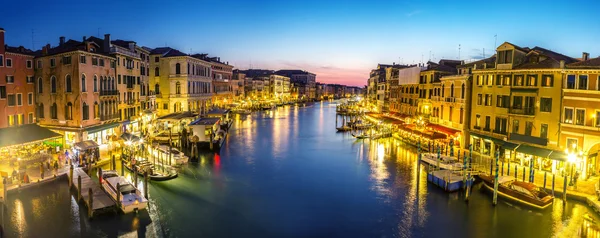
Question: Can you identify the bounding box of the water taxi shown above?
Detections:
[479,175,553,209]
[100,170,148,213]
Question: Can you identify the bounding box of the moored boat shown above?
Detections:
[123,159,178,181]
[336,126,352,132]
[352,132,370,139]
[232,108,251,115]
[427,170,473,192]
[100,170,148,213]
[479,175,553,209]
[420,153,463,170]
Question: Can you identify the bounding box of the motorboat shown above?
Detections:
[100,170,148,213]
[420,153,464,170]
[479,175,553,209]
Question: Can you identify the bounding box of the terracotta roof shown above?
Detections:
[514,57,560,69]
[5,45,35,56]
[531,46,578,64]
[163,48,188,57]
[567,57,600,69]
[110,39,136,49]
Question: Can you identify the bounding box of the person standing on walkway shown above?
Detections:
[40,163,45,179]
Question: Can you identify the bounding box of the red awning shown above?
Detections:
[426,123,461,137]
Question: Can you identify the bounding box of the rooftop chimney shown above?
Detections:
[128,42,136,51]
[103,34,111,53]
[83,36,86,42]
[560,60,565,69]
[59,36,65,46]
[0,27,5,54]
[583,52,590,61]
[42,44,50,56]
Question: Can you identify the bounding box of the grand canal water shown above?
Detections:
[3,102,599,237]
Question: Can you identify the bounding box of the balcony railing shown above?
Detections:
[509,107,535,116]
[100,90,118,96]
[509,133,548,146]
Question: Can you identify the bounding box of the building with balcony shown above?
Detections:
[192,54,234,107]
[418,60,460,119]
[232,69,245,100]
[559,55,600,179]
[0,28,36,128]
[274,70,316,100]
[468,42,578,173]
[35,36,118,146]
[149,47,213,116]
[395,65,424,117]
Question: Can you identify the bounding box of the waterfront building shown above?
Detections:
[88,35,148,135]
[149,47,213,116]
[192,54,234,107]
[560,55,600,179]
[269,74,291,101]
[275,70,316,100]
[239,69,274,100]
[418,60,460,118]
[468,42,577,173]
[315,82,325,100]
[395,65,423,117]
[231,69,245,101]
[35,36,119,146]
[0,28,36,128]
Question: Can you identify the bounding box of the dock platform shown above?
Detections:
[70,168,115,217]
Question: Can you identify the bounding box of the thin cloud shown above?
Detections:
[406,10,422,17]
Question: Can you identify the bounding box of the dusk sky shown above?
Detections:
[2,0,599,86]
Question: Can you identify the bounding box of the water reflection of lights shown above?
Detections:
[12,199,26,234]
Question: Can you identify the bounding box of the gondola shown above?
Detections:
[123,159,178,181]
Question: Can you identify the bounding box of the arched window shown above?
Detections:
[187,63,190,74]
[461,83,465,99]
[81,74,87,92]
[82,102,89,120]
[38,77,43,93]
[450,83,454,97]
[93,75,98,92]
[94,102,99,119]
[65,102,73,120]
[37,103,44,118]
[441,84,444,97]
[176,81,181,94]
[51,76,57,93]
[175,63,181,74]
[65,75,72,93]
[155,83,160,94]
[155,67,159,76]
[51,103,57,119]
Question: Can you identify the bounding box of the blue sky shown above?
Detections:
[1,0,599,86]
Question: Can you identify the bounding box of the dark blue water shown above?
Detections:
[4,102,598,237]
